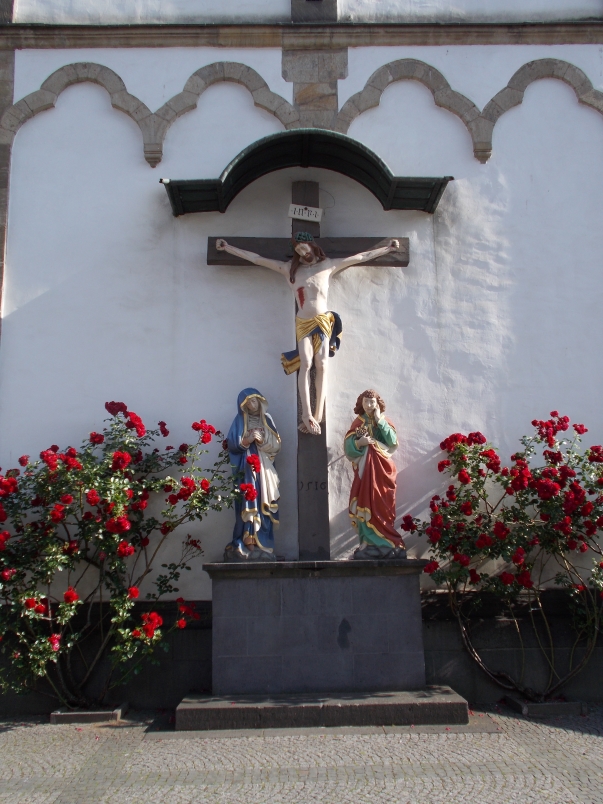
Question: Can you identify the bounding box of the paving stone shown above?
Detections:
[1,707,602,803]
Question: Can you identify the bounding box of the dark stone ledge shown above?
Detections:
[0,21,602,49]
[203,558,428,579]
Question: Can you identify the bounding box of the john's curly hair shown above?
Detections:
[354,389,386,415]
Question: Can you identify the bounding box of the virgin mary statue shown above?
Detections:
[225,388,281,561]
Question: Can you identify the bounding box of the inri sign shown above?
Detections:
[288,204,323,223]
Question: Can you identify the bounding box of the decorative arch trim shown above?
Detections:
[0,61,299,167]
[479,59,603,161]
[337,57,603,164]
[335,59,484,158]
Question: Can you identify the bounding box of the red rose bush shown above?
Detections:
[0,403,238,709]
[406,413,603,702]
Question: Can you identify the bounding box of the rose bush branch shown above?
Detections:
[0,403,240,709]
[404,412,603,702]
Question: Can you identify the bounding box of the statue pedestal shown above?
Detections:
[204,559,428,696]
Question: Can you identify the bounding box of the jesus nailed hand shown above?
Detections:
[215,236,400,436]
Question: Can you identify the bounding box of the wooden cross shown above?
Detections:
[208,181,409,560]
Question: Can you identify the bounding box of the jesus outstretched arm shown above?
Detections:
[216,239,288,275]
[331,239,400,275]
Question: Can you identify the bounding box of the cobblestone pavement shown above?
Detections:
[1,707,603,804]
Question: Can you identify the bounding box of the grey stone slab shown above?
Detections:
[204,559,427,579]
[213,616,249,658]
[245,615,291,656]
[175,687,467,730]
[314,615,356,654]
[281,576,353,615]
[213,655,283,696]
[351,574,421,614]
[281,652,355,692]
[277,615,322,655]
[210,563,427,695]
[50,702,128,725]
[353,652,426,690]
[504,696,588,718]
[212,577,281,616]
[387,614,425,654]
[339,614,390,654]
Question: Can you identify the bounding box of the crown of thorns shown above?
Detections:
[294,232,314,242]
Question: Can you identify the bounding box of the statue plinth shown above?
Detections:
[204,559,428,696]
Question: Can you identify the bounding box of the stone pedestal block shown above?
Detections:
[204,559,428,696]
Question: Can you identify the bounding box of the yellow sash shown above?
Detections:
[281,313,335,375]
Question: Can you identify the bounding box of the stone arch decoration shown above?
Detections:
[337,57,603,164]
[0,61,299,167]
[335,59,486,160]
[2,58,602,167]
[479,59,603,162]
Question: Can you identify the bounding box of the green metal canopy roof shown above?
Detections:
[160,129,453,216]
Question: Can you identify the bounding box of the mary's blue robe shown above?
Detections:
[226,388,281,556]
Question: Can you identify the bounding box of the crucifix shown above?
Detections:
[207,180,409,559]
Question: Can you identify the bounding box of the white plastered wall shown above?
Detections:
[13,0,601,23]
[2,46,603,596]
[339,0,602,23]
[13,0,291,24]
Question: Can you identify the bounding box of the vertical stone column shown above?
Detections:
[0,0,13,23]
[291,0,337,23]
[282,49,348,130]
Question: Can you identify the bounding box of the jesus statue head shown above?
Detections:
[290,232,326,283]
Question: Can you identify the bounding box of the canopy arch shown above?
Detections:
[161,129,453,215]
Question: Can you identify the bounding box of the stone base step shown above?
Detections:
[175,686,468,731]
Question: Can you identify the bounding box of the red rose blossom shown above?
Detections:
[125,411,146,438]
[469,568,481,585]
[116,540,135,558]
[105,401,128,417]
[106,517,131,535]
[86,489,101,506]
[458,469,471,485]
[516,570,534,589]
[18,455,29,467]
[50,504,65,523]
[111,451,132,472]
[177,618,187,629]
[127,586,139,599]
[512,547,525,565]
[423,561,439,575]
[89,432,105,445]
[247,454,261,473]
[63,587,79,604]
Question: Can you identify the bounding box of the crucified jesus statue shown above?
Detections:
[216,232,400,436]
